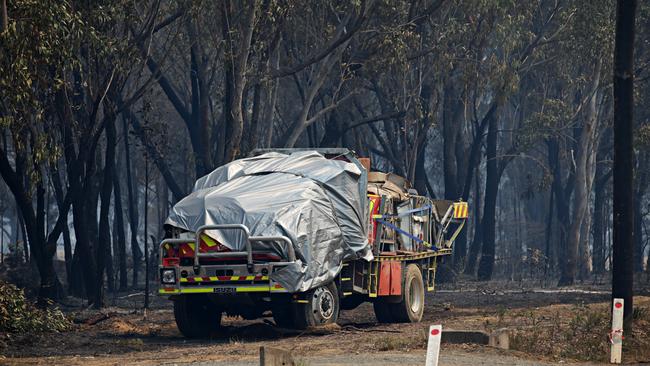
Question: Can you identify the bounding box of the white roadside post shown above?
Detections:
[425,324,442,366]
[610,298,624,364]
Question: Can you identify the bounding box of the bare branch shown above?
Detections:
[342,111,406,132]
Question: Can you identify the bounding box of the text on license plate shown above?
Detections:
[213,287,236,294]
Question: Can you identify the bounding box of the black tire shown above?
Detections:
[173,295,222,338]
[271,300,295,328]
[391,263,425,322]
[373,300,395,323]
[341,294,365,310]
[293,282,340,330]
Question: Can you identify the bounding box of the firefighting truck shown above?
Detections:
[158,149,467,338]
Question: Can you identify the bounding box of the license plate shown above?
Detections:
[213,287,236,294]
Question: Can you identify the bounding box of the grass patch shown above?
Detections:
[372,328,428,351]
[510,303,650,363]
[510,304,608,361]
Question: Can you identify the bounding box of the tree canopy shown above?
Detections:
[0,0,648,308]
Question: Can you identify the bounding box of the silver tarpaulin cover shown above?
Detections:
[165,151,372,292]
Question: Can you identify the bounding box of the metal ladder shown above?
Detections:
[340,263,354,297]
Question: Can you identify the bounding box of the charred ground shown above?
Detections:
[3,281,650,365]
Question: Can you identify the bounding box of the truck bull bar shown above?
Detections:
[160,224,296,274]
[194,224,295,273]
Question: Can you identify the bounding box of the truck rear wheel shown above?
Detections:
[173,295,222,338]
[373,300,395,323]
[271,299,295,328]
[293,282,340,329]
[391,263,425,322]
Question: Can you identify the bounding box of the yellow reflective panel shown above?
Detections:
[235,286,270,293]
[179,288,213,294]
[201,234,218,247]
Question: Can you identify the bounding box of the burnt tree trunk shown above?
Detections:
[0,145,68,302]
[543,188,555,276]
[263,46,280,147]
[72,150,103,304]
[223,1,257,162]
[612,0,636,332]
[442,82,464,267]
[548,138,572,279]
[125,106,184,201]
[113,168,128,290]
[72,193,98,303]
[51,165,73,287]
[464,165,483,275]
[186,17,213,173]
[122,115,142,288]
[18,210,28,262]
[413,142,429,197]
[477,112,498,281]
[592,172,610,274]
[95,116,116,307]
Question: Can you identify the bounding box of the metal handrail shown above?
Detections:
[250,235,296,262]
[195,224,252,271]
[193,224,295,273]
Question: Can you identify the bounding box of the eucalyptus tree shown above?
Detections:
[526,0,615,285]
[427,0,575,280]
[0,0,100,301]
[133,1,267,183]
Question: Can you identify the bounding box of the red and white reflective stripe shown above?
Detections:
[610,298,624,363]
[181,275,268,283]
[453,202,468,219]
[425,324,442,366]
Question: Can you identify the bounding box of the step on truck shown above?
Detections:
[158,148,467,337]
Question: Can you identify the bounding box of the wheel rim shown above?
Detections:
[408,277,423,314]
[312,286,335,322]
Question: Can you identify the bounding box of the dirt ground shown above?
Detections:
[2,282,650,366]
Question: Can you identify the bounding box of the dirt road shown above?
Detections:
[2,283,649,365]
[180,349,601,365]
[3,342,599,366]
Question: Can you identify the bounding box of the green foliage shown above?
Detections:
[0,0,137,191]
[0,0,94,116]
[0,0,100,185]
[518,98,573,147]
[0,280,70,334]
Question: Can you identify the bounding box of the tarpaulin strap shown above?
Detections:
[373,205,431,219]
[375,218,439,251]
